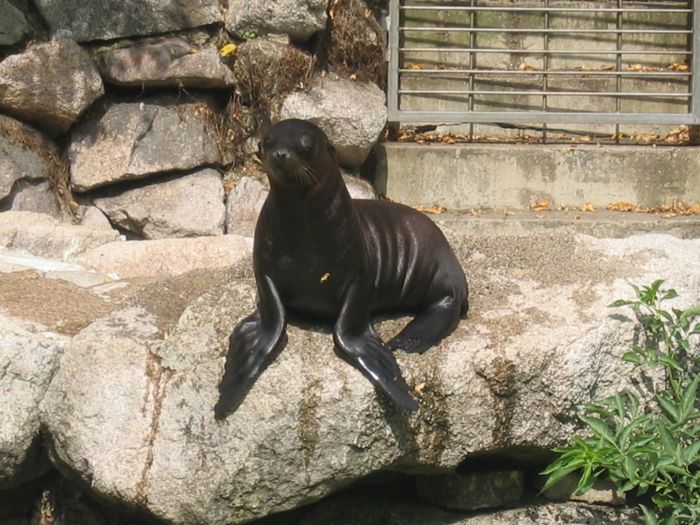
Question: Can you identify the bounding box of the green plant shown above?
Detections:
[542,280,700,525]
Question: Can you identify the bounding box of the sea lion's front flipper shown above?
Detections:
[215,274,287,419]
[333,280,419,411]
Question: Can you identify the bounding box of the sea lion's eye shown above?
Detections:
[300,134,314,152]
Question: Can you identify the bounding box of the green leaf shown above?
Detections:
[658,395,681,423]
[680,375,700,420]
[579,415,617,446]
[662,289,679,301]
[610,299,635,308]
[622,351,642,364]
[679,306,700,324]
[640,504,660,525]
[683,440,700,463]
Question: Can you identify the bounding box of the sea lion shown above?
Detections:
[214,119,468,419]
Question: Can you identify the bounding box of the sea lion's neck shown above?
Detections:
[268,167,351,219]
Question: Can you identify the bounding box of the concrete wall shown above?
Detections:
[376,143,700,209]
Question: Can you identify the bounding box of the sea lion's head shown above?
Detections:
[259,119,335,189]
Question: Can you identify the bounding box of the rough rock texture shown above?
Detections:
[0,180,62,219]
[343,174,377,200]
[226,0,327,41]
[279,75,387,167]
[97,39,235,89]
[77,235,253,278]
[543,473,626,506]
[34,0,222,42]
[36,233,700,524]
[416,471,524,511]
[0,315,66,488]
[0,115,60,202]
[0,212,122,260]
[0,0,28,46]
[93,169,225,239]
[69,100,222,191]
[225,176,267,237]
[298,497,643,525]
[79,206,117,232]
[0,38,104,134]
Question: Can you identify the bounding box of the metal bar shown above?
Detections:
[393,111,700,125]
[399,48,690,55]
[387,0,400,121]
[401,6,692,14]
[399,69,691,77]
[401,28,692,35]
[615,0,623,140]
[543,0,550,142]
[693,0,700,116]
[399,90,691,97]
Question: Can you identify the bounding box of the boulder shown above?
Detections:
[226,0,327,41]
[76,235,253,279]
[342,174,377,200]
[0,211,122,260]
[0,115,60,202]
[34,0,222,42]
[78,206,117,233]
[68,100,222,191]
[97,39,235,89]
[0,315,67,488]
[416,471,524,511]
[225,175,267,236]
[0,38,104,135]
[37,232,700,523]
[0,0,28,46]
[0,180,62,219]
[279,75,387,167]
[93,169,226,239]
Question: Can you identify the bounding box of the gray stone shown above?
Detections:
[0,211,122,260]
[225,175,267,237]
[69,100,222,191]
[543,473,626,506]
[0,0,28,46]
[0,180,62,219]
[342,174,377,200]
[416,471,524,511]
[97,39,235,89]
[299,497,643,525]
[0,115,60,202]
[34,0,222,42]
[79,206,117,233]
[0,38,104,135]
[279,75,387,167]
[93,169,225,239]
[77,235,253,278]
[0,315,66,488]
[226,0,327,41]
[37,232,700,523]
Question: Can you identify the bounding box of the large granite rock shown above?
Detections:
[279,75,387,167]
[36,232,700,523]
[34,0,222,42]
[93,169,226,239]
[97,39,235,89]
[0,116,59,203]
[76,235,253,279]
[225,175,268,237]
[0,211,122,260]
[0,38,104,135]
[0,315,66,488]
[0,0,28,46]
[226,0,327,41]
[68,100,222,191]
[0,180,62,219]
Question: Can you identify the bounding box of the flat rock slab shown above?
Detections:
[0,38,104,134]
[97,39,234,89]
[35,0,222,42]
[0,212,122,261]
[69,100,222,191]
[0,115,60,202]
[279,75,387,167]
[93,169,226,239]
[37,232,700,524]
[76,235,253,279]
[226,0,327,41]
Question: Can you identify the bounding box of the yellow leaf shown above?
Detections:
[580,202,595,212]
[320,272,331,283]
[530,200,551,212]
[219,43,238,57]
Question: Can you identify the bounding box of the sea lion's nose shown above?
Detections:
[272,148,290,161]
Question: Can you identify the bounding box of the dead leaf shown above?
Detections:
[415,205,446,214]
[530,200,551,212]
[320,272,331,283]
[580,202,595,212]
[414,382,427,395]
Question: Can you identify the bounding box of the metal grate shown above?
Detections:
[387,0,700,127]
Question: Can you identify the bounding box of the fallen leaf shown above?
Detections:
[580,202,595,212]
[416,205,446,214]
[414,382,427,395]
[320,272,331,283]
[530,200,551,212]
[219,43,238,57]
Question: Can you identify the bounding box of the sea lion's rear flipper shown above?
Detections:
[387,294,464,354]
[333,280,419,411]
[215,275,287,419]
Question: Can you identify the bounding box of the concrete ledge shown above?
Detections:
[376,143,700,210]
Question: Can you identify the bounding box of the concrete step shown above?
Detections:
[375,142,700,211]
